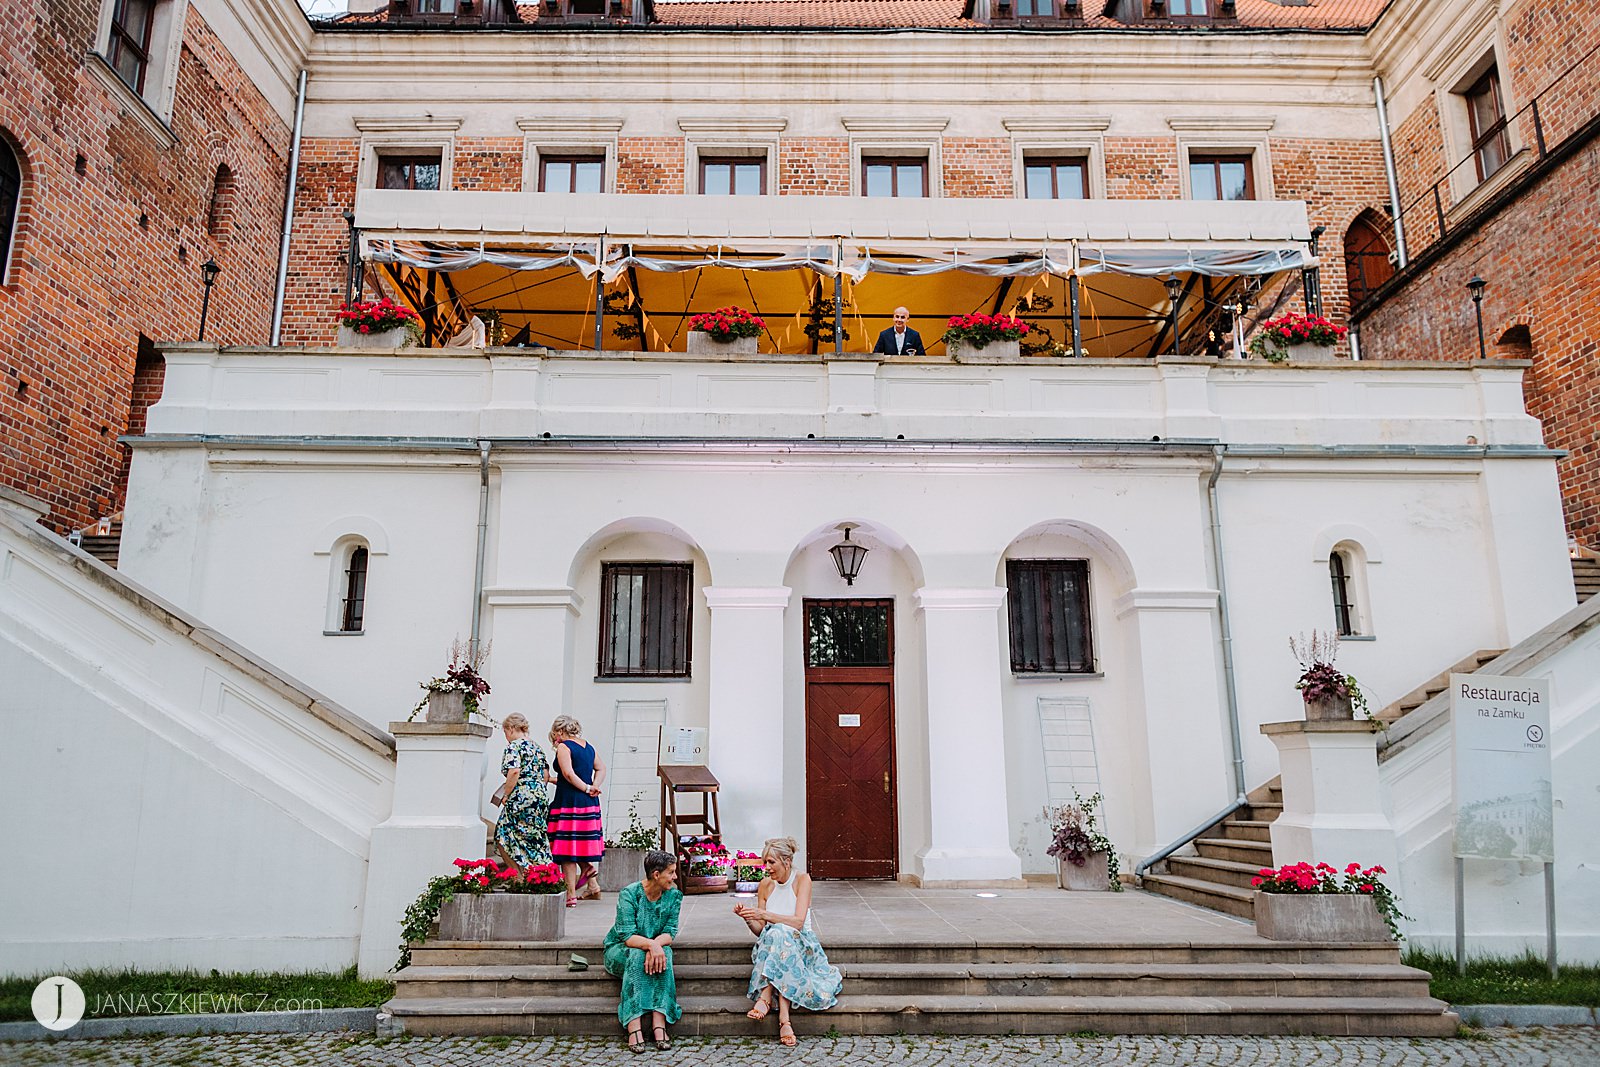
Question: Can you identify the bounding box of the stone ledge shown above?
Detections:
[1262,720,1383,737]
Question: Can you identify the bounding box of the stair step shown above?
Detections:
[1138,874,1256,920]
[1194,837,1273,865]
[1219,820,1273,843]
[383,993,1458,1037]
[1166,855,1267,891]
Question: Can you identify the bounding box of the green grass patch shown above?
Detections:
[0,968,394,1023]
[1404,948,1600,1006]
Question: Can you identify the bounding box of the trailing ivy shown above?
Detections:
[396,875,460,972]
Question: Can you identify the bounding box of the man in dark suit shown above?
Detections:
[872,306,924,356]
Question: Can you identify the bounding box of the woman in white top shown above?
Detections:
[732,835,842,1047]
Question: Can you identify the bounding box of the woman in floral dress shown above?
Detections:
[490,713,555,867]
[733,835,842,1046]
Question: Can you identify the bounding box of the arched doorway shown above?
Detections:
[1343,212,1395,305]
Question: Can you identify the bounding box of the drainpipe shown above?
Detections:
[1373,76,1410,269]
[469,439,492,654]
[269,70,308,346]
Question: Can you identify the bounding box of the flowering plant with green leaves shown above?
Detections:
[1251,861,1410,940]
[1250,311,1348,360]
[688,306,765,342]
[941,312,1029,349]
[338,297,421,340]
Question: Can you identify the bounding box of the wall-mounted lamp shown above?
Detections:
[197,258,222,342]
[829,523,868,586]
[1163,275,1183,357]
[1466,275,1487,360]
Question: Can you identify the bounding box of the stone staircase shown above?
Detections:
[69,514,122,568]
[386,933,1455,1037]
[1575,555,1600,603]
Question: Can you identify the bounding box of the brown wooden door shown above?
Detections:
[803,599,897,879]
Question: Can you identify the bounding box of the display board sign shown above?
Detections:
[658,726,708,766]
[1451,673,1553,861]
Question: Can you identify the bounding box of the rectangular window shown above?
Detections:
[378,153,442,191]
[1024,158,1087,199]
[340,546,369,633]
[413,0,458,10]
[700,157,766,195]
[1006,559,1094,674]
[806,600,893,668]
[540,155,606,193]
[1167,0,1207,14]
[1466,68,1511,182]
[1014,0,1053,14]
[1188,153,1255,200]
[599,562,693,678]
[107,0,158,93]
[863,157,928,198]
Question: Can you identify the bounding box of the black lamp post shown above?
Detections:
[829,524,868,586]
[1467,275,1487,360]
[198,258,222,342]
[1163,275,1183,357]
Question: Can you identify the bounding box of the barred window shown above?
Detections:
[1006,559,1094,674]
[599,562,693,678]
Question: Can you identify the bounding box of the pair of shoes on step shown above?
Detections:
[746,997,796,1047]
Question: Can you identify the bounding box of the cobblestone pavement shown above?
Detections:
[4,1029,1600,1067]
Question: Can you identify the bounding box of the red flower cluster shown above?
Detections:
[688,306,766,342]
[337,298,420,335]
[1258,311,1347,349]
[1251,860,1387,893]
[941,313,1029,349]
[452,857,566,895]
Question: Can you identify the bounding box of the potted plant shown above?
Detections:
[686,306,765,356]
[600,791,661,893]
[1042,790,1121,891]
[396,857,565,968]
[1289,631,1370,722]
[1249,311,1348,362]
[942,312,1029,363]
[410,638,493,724]
[679,836,731,893]
[1251,861,1408,941]
[732,851,765,895]
[336,297,422,349]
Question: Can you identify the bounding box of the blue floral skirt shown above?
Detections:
[747,919,841,1012]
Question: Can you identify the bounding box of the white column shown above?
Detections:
[483,587,581,730]
[915,587,1022,885]
[704,587,791,852]
[358,722,492,977]
[1263,720,1398,874]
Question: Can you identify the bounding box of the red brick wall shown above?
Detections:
[942,138,1012,197]
[278,139,358,346]
[1103,137,1182,198]
[615,138,685,194]
[0,7,289,531]
[453,138,523,192]
[1386,98,1447,251]
[779,138,850,195]
[1269,138,1392,323]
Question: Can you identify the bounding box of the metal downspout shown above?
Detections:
[270,70,308,346]
[1374,76,1410,268]
[1136,445,1249,879]
[470,439,491,652]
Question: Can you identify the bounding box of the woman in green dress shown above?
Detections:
[603,849,682,1052]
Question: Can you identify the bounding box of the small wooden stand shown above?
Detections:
[658,763,724,894]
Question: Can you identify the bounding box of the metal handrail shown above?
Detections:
[1134,796,1249,880]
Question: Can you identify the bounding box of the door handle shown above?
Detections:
[882,771,890,795]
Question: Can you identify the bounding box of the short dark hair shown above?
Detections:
[643,850,675,878]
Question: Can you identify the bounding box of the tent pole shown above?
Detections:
[1069,275,1083,358]
[833,271,844,358]
[594,274,604,352]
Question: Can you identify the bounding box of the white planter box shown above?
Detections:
[425,690,466,723]
[1056,851,1111,891]
[1266,341,1339,362]
[1253,891,1391,942]
[1304,692,1354,721]
[437,892,565,942]
[949,338,1021,363]
[336,324,413,349]
[685,331,758,356]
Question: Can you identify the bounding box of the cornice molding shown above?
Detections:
[1166,115,1276,131]
[677,116,789,135]
[842,116,951,134]
[354,115,465,132]
[516,116,626,134]
[1003,116,1112,133]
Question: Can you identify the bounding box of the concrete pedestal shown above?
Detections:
[1262,720,1398,875]
[357,722,493,977]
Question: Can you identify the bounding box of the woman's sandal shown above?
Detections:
[626,1025,646,1054]
[652,1025,672,1051]
[565,895,579,908]
[746,995,772,1021]
[778,1021,797,1047]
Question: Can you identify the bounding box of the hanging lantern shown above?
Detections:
[829,524,868,586]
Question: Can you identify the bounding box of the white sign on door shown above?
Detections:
[1451,673,1553,861]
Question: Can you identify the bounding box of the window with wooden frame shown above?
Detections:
[1188,152,1255,201]
[1163,0,1208,17]
[862,156,928,198]
[1024,157,1087,199]
[1329,550,1356,637]
[599,562,693,678]
[339,546,370,633]
[996,0,1053,16]
[378,152,442,191]
[539,154,606,193]
[0,137,20,285]
[1465,67,1511,182]
[1006,559,1095,674]
[700,156,766,195]
[106,0,158,93]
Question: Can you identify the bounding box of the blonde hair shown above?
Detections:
[550,715,582,740]
[502,713,529,732]
[762,836,798,864]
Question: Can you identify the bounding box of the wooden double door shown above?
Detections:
[803,598,897,879]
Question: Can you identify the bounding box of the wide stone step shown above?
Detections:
[1220,819,1274,843]
[1166,855,1266,891]
[383,992,1458,1037]
[1138,874,1256,920]
[392,961,1432,1001]
[1194,837,1274,866]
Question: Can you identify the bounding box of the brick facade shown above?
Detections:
[1268,138,1392,324]
[453,138,525,192]
[278,139,359,346]
[616,138,686,195]
[778,138,851,195]
[941,138,1013,197]
[1103,138,1183,199]
[0,7,289,531]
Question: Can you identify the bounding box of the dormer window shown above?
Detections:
[1167,0,1207,15]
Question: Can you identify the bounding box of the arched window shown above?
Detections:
[1330,550,1356,636]
[0,136,21,284]
[1343,212,1395,306]
[339,545,369,632]
[205,164,235,240]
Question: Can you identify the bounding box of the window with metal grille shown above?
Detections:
[540,155,605,193]
[1466,67,1511,182]
[1188,153,1255,201]
[107,0,158,93]
[1006,559,1094,673]
[863,157,928,198]
[1024,157,1087,199]
[340,546,369,632]
[600,562,693,677]
[1330,551,1355,637]
[805,600,893,668]
[0,138,19,285]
